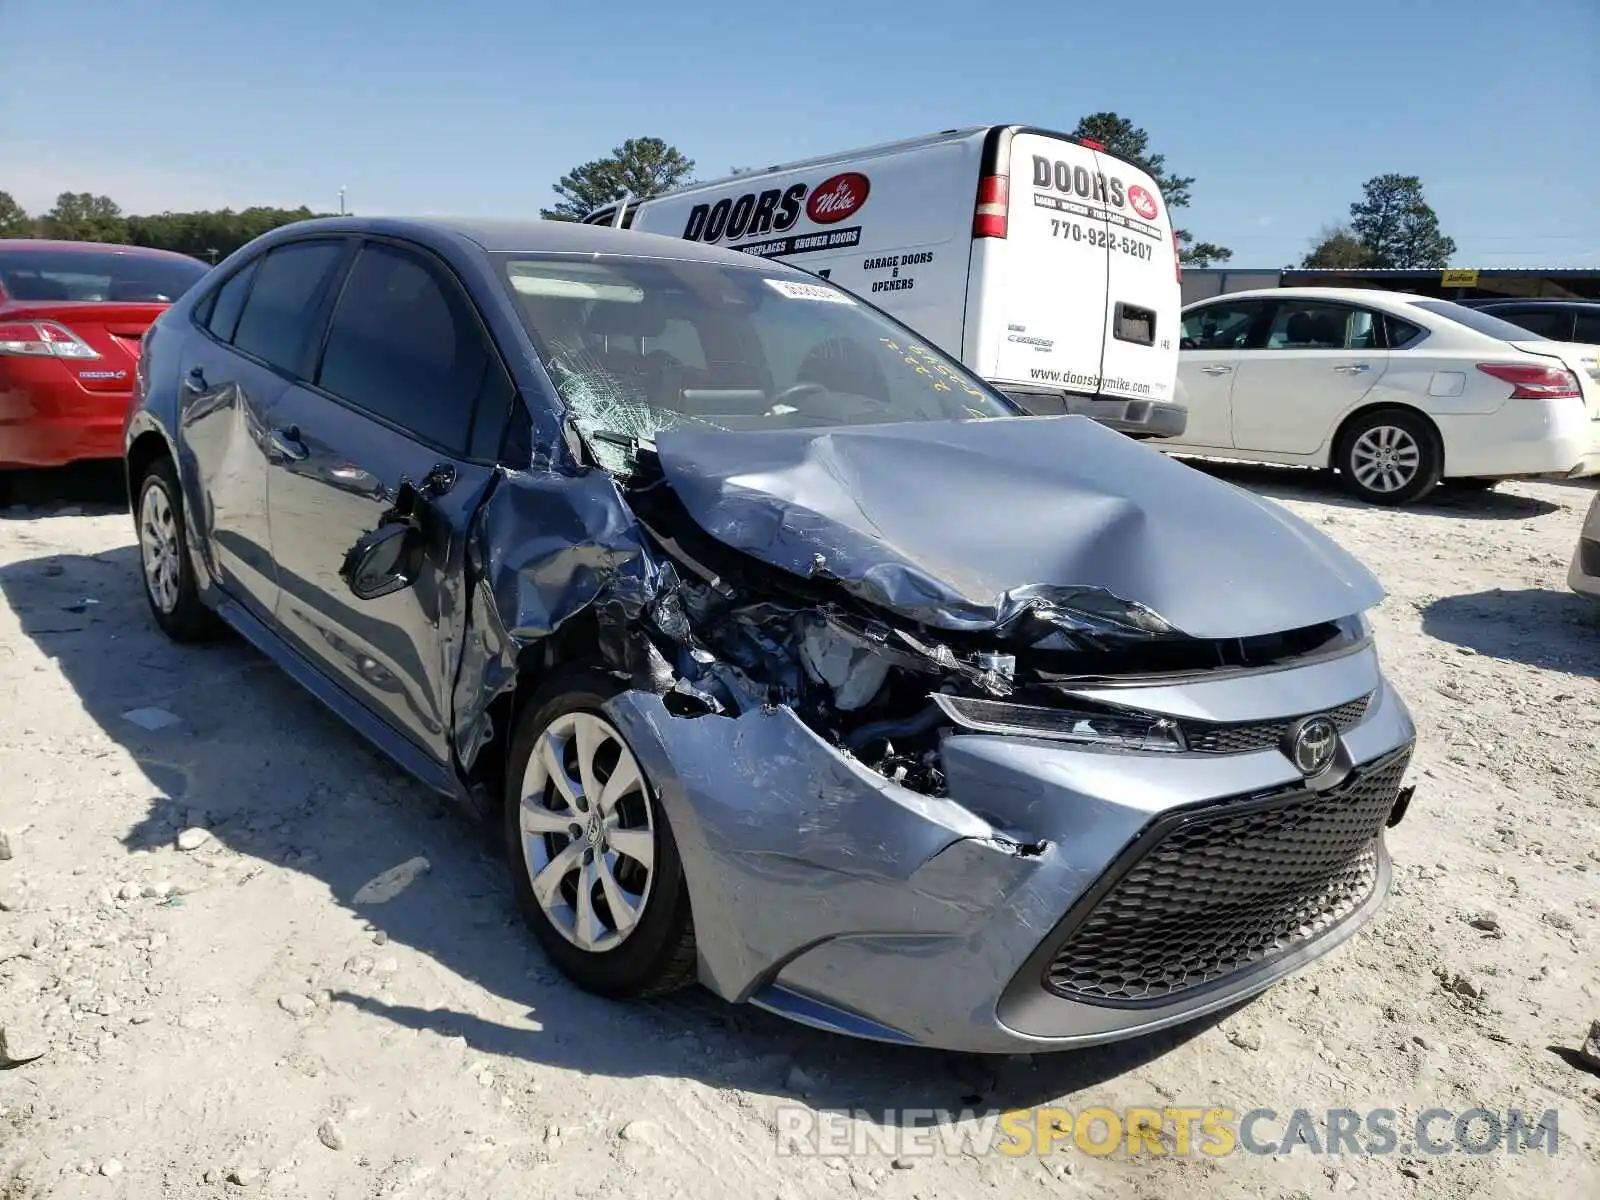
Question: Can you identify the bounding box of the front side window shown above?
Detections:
[1263,302,1378,350]
[1180,301,1265,351]
[231,240,345,374]
[316,242,498,453]
[494,255,1013,470]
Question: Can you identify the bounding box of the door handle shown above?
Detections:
[1333,363,1371,374]
[268,426,308,462]
[1199,364,1234,376]
[182,366,207,394]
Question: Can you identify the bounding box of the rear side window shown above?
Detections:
[1180,300,1267,350]
[1575,312,1600,344]
[316,241,500,454]
[1383,316,1425,348]
[232,241,346,374]
[205,260,259,344]
[1263,301,1379,350]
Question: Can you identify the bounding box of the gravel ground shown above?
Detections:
[0,462,1596,1200]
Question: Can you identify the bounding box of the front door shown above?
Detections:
[1228,299,1388,455]
[263,238,512,760]
[1174,297,1271,448]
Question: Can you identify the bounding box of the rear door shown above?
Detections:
[263,238,509,761]
[988,133,1109,389]
[177,240,350,619]
[1229,297,1388,455]
[1088,151,1180,408]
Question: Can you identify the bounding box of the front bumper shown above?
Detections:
[607,642,1416,1054]
[1570,490,1600,599]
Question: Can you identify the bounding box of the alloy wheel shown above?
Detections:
[139,481,182,614]
[1349,424,1421,494]
[518,711,656,953]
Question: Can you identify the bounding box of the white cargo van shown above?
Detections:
[584,126,1185,437]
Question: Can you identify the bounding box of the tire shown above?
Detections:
[1443,477,1500,492]
[504,668,696,999]
[1336,409,1442,506]
[134,456,223,642]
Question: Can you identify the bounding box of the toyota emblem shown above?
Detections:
[1287,715,1339,777]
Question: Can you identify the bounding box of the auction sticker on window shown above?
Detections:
[764,278,855,303]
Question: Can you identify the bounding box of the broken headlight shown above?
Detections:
[931,694,1185,751]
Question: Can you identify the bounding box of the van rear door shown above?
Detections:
[1092,152,1181,418]
[989,131,1183,437]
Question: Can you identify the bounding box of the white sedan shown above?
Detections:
[1163,287,1600,504]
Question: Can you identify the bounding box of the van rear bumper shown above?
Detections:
[997,388,1187,439]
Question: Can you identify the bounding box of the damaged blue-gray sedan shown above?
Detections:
[123,218,1417,1053]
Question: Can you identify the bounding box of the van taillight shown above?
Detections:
[973,175,1009,239]
[1079,138,1106,151]
[1172,230,1183,283]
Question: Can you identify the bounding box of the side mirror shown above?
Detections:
[340,522,421,601]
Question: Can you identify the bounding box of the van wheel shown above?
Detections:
[135,457,223,642]
[1336,409,1442,505]
[504,669,697,999]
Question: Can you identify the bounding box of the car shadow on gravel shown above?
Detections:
[1175,458,1565,521]
[0,461,128,518]
[0,545,1234,1117]
[1421,588,1600,678]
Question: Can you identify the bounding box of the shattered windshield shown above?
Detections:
[494,253,1015,470]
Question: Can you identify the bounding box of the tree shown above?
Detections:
[1347,174,1454,268]
[41,192,127,242]
[125,206,326,261]
[0,191,32,237]
[541,137,695,221]
[1070,112,1228,265]
[1302,224,1376,269]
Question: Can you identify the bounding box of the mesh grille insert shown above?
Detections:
[1180,694,1371,755]
[1043,748,1410,1007]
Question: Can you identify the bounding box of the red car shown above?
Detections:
[0,240,209,476]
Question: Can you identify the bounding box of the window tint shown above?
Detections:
[232,241,345,373]
[0,247,206,302]
[1384,316,1425,348]
[1263,301,1378,350]
[316,242,495,453]
[1575,312,1600,344]
[205,260,258,344]
[1487,308,1571,340]
[1180,301,1264,350]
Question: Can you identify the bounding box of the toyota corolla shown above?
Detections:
[124,218,1417,1053]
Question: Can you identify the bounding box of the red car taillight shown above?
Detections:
[973,174,1009,239]
[1475,362,1581,399]
[0,320,101,360]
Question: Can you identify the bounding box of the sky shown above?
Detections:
[2,0,1596,268]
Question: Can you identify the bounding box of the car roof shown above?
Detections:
[1184,286,1436,310]
[0,238,200,261]
[261,216,778,269]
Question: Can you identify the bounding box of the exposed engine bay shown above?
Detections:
[607,445,1370,796]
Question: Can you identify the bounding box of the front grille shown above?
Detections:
[1042,747,1411,1007]
[1181,693,1371,755]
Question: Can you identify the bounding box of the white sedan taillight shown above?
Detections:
[1475,362,1581,399]
[0,320,101,359]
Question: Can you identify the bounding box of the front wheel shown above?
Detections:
[504,670,697,999]
[1336,410,1442,505]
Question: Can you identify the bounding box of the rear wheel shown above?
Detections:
[504,669,696,999]
[1336,409,1442,505]
[135,457,222,642]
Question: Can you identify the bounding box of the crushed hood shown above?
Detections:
[651,415,1382,639]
